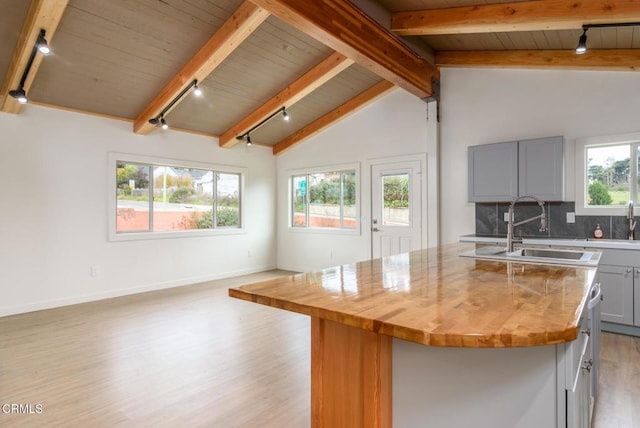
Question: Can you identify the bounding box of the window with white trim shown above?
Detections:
[110,153,245,239]
[585,143,638,206]
[291,168,358,230]
[576,132,640,215]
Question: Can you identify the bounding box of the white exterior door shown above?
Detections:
[371,159,422,259]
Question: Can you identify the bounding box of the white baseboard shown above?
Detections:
[276,263,317,273]
[0,264,276,318]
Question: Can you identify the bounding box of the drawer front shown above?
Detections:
[565,316,590,391]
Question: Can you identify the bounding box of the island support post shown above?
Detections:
[311,317,392,427]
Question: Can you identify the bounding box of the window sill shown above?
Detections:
[288,226,361,236]
[109,227,246,242]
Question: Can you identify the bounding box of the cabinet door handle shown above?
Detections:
[627,268,633,273]
[588,283,602,310]
[636,269,640,275]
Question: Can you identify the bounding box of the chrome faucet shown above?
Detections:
[628,200,636,240]
[507,195,548,253]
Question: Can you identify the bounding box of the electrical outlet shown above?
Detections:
[247,249,252,257]
[503,212,509,222]
[90,266,100,277]
[566,212,575,224]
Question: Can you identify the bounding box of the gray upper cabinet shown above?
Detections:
[518,136,564,201]
[468,141,518,202]
[468,136,564,202]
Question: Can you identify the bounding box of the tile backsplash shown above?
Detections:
[475,201,639,240]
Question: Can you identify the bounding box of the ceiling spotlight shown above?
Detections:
[575,28,588,55]
[9,87,28,104]
[246,134,252,146]
[36,29,50,55]
[193,83,202,97]
[282,109,289,121]
[160,116,168,130]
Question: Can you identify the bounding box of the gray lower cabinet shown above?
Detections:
[467,136,564,202]
[636,275,640,327]
[596,264,635,325]
[566,313,594,428]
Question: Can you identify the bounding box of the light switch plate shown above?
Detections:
[503,212,509,222]
[566,212,575,223]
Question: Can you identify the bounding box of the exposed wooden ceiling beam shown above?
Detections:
[392,0,640,36]
[133,1,269,135]
[249,0,438,99]
[219,51,354,148]
[273,80,396,156]
[0,0,69,113]
[435,49,640,71]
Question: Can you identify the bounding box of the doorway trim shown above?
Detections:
[368,153,429,258]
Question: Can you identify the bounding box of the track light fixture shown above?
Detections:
[36,29,51,55]
[9,87,28,104]
[8,29,51,105]
[575,28,588,55]
[148,79,202,130]
[575,22,640,54]
[235,106,290,146]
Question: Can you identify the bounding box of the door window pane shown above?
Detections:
[216,173,240,228]
[587,145,630,206]
[116,163,150,232]
[382,174,410,226]
[153,167,212,231]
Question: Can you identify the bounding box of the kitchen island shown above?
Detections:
[229,243,599,427]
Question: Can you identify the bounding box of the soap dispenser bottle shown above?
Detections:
[593,224,604,239]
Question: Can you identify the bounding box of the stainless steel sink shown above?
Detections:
[514,248,585,260]
[459,246,601,267]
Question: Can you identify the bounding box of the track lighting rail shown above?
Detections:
[576,22,640,54]
[236,106,289,146]
[148,79,201,130]
[8,29,50,105]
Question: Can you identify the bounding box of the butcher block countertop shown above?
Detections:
[229,243,598,348]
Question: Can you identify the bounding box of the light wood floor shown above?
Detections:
[593,332,640,428]
[1,271,639,427]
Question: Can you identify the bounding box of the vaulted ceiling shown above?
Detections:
[1,0,639,155]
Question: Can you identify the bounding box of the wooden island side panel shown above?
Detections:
[311,318,391,428]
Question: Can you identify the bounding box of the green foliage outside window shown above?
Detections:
[383,176,409,208]
[588,181,613,206]
[116,163,149,196]
[169,187,194,203]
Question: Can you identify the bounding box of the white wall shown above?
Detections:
[276,89,438,272]
[440,68,640,244]
[0,105,276,316]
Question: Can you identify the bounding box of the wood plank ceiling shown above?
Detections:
[1,0,639,155]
